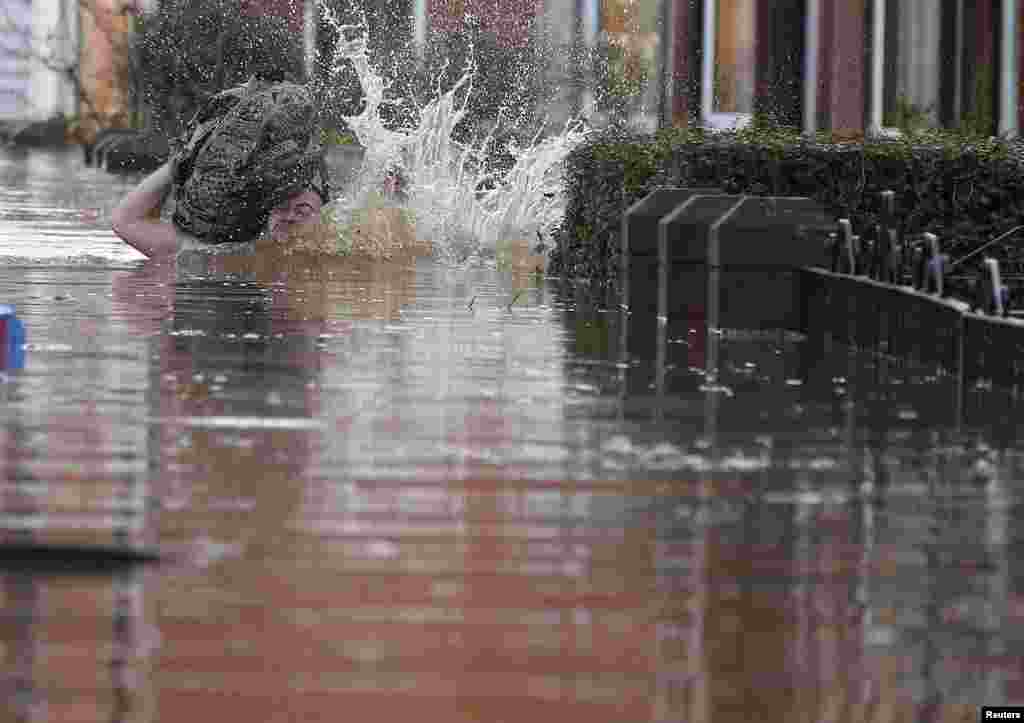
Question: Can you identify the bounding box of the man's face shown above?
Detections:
[266,190,323,239]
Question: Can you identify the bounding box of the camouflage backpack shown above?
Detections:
[171,78,330,245]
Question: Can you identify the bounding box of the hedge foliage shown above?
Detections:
[548,122,1024,284]
[132,0,305,137]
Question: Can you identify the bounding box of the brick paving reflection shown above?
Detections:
[0,256,1021,722]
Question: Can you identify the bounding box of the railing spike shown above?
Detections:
[838,219,854,274]
[984,257,1006,317]
[886,228,901,284]
[922,232,942,296]
[880,190,895,218]
[872,225,885,280]
[828,231,839,272]
[913,236,926,290]
[877,190,897,282]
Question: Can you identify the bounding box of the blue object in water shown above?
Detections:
[8,316,24,369]
[0,304,25,370]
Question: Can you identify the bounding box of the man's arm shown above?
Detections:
[111,161,179,258]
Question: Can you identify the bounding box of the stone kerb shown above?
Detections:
[621,188,834,341]
[620,187,721,262]
[619,188,719,360]
[617,187,835,402]
[622,186,1024,397]
[661,194,835,333]
[802,265,1024,394]
[800,267,966,373]
[654,194,834,271]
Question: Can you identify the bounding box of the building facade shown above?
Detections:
[417,0,1020,138]
[5,0,1020,140]
[667,0,1019,138]
[417,0,1024,138]
[0,0,80,122]
[0,0,152,135]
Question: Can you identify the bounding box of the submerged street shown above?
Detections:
[0,148,1022,722]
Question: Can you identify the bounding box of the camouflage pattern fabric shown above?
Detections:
[171,78,330,245]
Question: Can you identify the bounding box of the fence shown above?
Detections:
[802,189,1024,394]
[621,185,1024,399]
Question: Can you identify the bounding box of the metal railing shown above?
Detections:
[826,190,1017,317]
[807,189,1024,393]
[948,225,1024,270]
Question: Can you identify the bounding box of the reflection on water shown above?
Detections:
[1,148,1023,722]
[0,568,157,723]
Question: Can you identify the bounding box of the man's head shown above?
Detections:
[267,188,324,239]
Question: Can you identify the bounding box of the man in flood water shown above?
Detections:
[112,78,331,260]
[112,160,328,259]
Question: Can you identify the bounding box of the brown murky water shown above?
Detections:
[1,148,1022,723]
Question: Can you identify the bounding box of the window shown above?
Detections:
[600,0,662,130]
[872,0,942,136]
[712,0,756,114]
[693,1,821,134]
[701,0,758,129]
[868,0,1018,138]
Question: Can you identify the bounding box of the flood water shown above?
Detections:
[1,147,1022,722]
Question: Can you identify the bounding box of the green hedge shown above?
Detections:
[548,123,1024,284]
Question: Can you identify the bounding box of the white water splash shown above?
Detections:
[319,3,590,264]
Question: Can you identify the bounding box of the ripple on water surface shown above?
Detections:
[2,151,1023,723]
